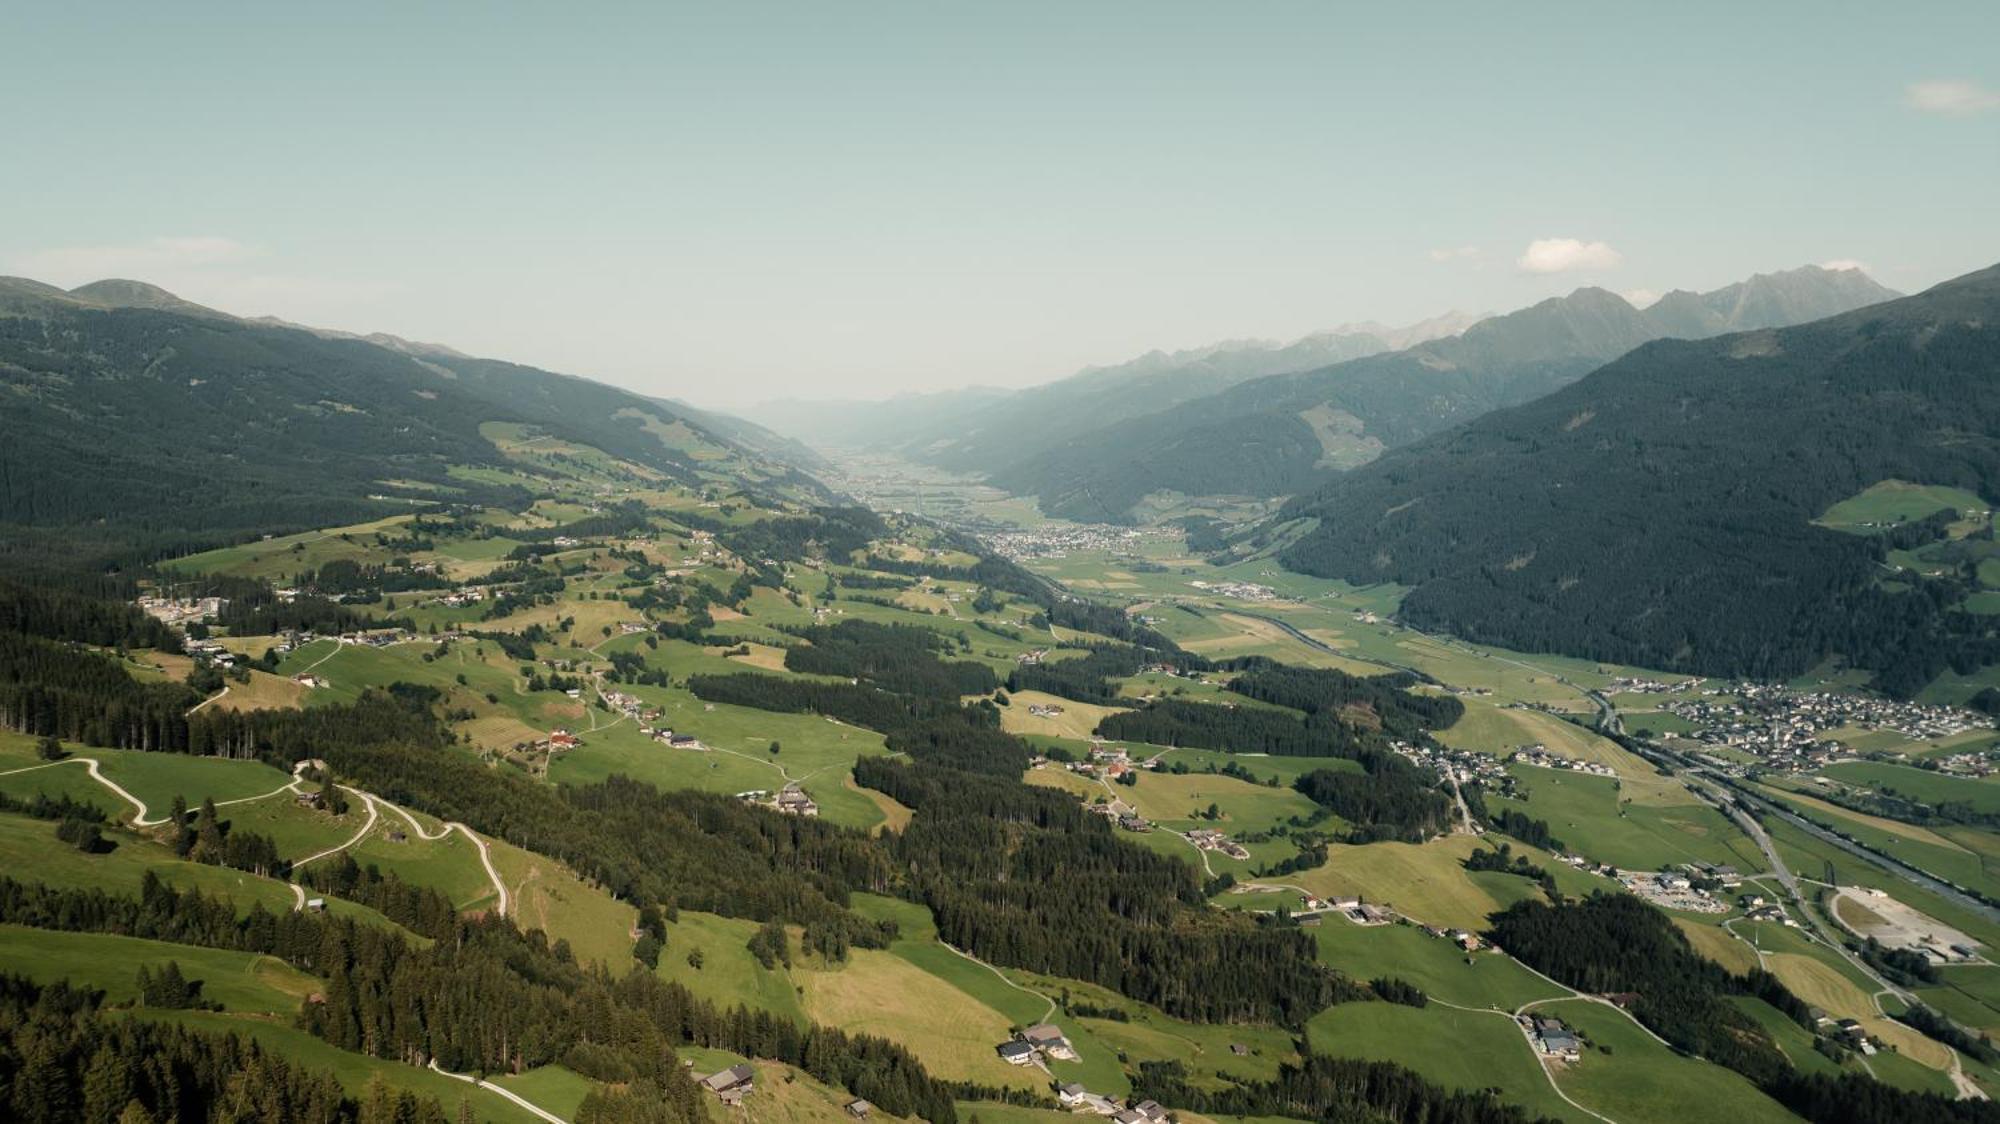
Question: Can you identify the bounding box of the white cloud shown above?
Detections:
[1820,258,1868,273]
[1516,238,1622,274]
[9,236,258,283]
[1905,79,2000,115]
[1428,245,1480,263]
[1620,288,1663,309]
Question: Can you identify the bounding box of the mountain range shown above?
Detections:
[987,265,1901,521]
[744,311,1479,466]
[1276,261,2000,695]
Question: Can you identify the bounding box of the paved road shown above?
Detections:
[1690,770,1990,1100]
[1669,755,2000,927]
[1585,690,1623,736]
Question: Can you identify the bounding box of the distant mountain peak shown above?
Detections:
[66,278,230,318]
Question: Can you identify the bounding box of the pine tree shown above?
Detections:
[81,1043,135,1121]
[191,797,225,864]
[169,794,194,857]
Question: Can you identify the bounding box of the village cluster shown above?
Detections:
[1183,578,1278,602]
[1390,738,1512,794]
[983,524,1176,563]
[1654,682,1994,773]
[1508,744,1617,778]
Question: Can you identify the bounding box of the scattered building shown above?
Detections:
[699,1064,755,1105]
[1530,1016,1582,1059]
[1021,1023,1077,1061]
[775,782,819,817]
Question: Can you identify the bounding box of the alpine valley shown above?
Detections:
[7,257,2000,1124]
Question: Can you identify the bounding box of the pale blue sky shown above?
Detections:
[4,1,1996,406]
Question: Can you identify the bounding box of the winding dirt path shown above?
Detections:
[288,790,381,872]
[427,1060,568,1124]
[0,757,168,826]
[939,941,1057,1024]
[374,798,510,917]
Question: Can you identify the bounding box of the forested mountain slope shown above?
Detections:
[896,311,1480,474]
[1277,261,2000,695]
[0,277,823,562]
[744,313,1475,460]
[998,266,1898,522]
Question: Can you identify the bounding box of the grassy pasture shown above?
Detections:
[1290,835,1556,932]
[796,948,1043,1091]
[0,747,295,822]
[1504,766,1764,871]
[548,681,893,831]
[1004,966,1297,1089]
[997,690,1129,740]
[219,794,368,862]
[1917,965,2000,1036]
[1761,951,1955,1075]
[1817,761,2000,816]
[1816,481,1993,533]
[1674,917,1762,975]
[847,894,1129,1095]
[89,749,296,812]
[1024,763,1318,834]
[1726,996,1846,1077]
[163,515,418,579]
[1310,920,1566,1010]
[1145,746,1364,785]
[207,668,312,712]
[486,835,636,970]
[345,806,500,912]
[0,924,319,1015]
[1761,785,2000,902]
[489,1067,596,1119]
[652,910,803,1022]
[0,814,405,932]
[153,1010,547,1123]
[1306,1001,1582,1122]
[1539,999,1799,1124]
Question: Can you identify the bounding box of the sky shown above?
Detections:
[4,2,1998,409]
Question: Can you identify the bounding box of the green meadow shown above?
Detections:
[151,1010,549,1124]
[1816,760,2000,816]
[0,924,319,1015]
[1504,766,1765,871]
[1310,920,1567,1010]
[1306,1001,1582,1122]
[1541,999,1799,1124]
